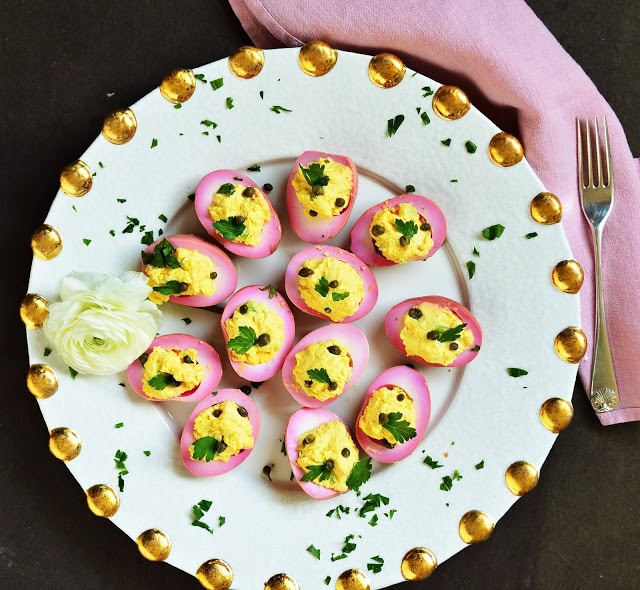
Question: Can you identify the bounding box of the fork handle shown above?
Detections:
[589,227,620,412]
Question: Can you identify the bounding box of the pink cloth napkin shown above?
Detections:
[229,0,640,425]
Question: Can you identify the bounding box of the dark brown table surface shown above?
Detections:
[2,1,639,588]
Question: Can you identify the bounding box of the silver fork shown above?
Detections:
[576,116,619,413]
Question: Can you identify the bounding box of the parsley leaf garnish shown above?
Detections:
[346,458,372,492]
[433,323,467,343]
[331,291,350,301]
[507,367,528,377]
[226,326,258,354]
[395,218,418,238]
[141,237,181,268]
[382,412,417,443]
[307,367,332,384]
[482,224,505,240]
[314,276,330,297]
[367,555,384,574]
[147,372,181,390]
[191,499,214,533]
[191,436,220,462]
[300,162,330,188]
[358,493,389,518]
[216,182,235,195]
[152,280,188,295]
[301,462,334,483]
[213,217,246,240]
[259,284,277,298]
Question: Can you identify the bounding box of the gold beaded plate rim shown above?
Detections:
[25,47,580,590]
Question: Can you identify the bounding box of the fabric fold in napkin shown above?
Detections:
[229,0,640,425]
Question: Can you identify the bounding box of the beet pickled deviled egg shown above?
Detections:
[355,365,431,463]
[141,234,237,306]
[127,333,222,402]
[180,389,260,476]
[194,169,281,258]
[221,285,295,381]
[281,324,369,408]
[385,295,482,367]
[350,194,446,266]
[286,151,358,243]
[285,407,372,499]
[285,245,378,323]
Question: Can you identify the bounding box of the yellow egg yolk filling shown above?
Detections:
[191,400,254,462]
[146,247,217,305]
[297,257,364,322]
[400,303,474,366]
[291,340,353,401]
[358,385,416,444]
[208,183,270,246]
[142,347,205,399]
[291,158,353,219]
[224,300,284,364]
[296,420,359,492]
[370,202,434,263]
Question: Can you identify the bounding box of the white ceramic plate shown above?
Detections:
[26,47,580,589]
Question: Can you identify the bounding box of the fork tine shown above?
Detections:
[577,118,584,187]
[603,116,612,187]
[593,117,603,187]
[585,118,594,187]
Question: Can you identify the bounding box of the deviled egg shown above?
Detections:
[194,169,281,258]
[141,234,237,306]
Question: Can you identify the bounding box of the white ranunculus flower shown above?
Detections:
[43,271,162,375]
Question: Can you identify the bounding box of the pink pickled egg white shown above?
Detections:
[141,233,237,307]
[284,245,378,323]
[349,194,447,267]
[354,365,431,463]
[180,388,260,476]
[220,284,295,381]
[285,407,351,500]
[384,295,482,367]
[194,169,282,258]
[286,150,359,244]
[281,324,369,408]
[126,333,222,402]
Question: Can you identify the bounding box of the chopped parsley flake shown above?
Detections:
[210,77,224,91]
[358,493,389,518]
[114,449,128,492]
[422,86,434,97]
[173,103,182,110]
[191,499,214,533]
[507,367,528,377]
[387,114,405,136]
[271,105,292,114]
[150,138,158,148]
[482,224,505,240]
[441,138,452,146]
[182,317,192,325]
[525,232,538,239]
[82,238,91,246]
[122,216,139,234]
[331,291,349,301]
[466,260,476,279]
[143,450,151,456]
[247,164,261,172]
[423,455,444,469]
[44,347,52,357]
[216,182,235,195]
[405,184,416,193]
[326,505,350,519]
[432,323,467,343]
[200,119,218,129]
[259,284,277,298]
[114,422,124,429]
[226,97,234,109]
[306,545,321,560]
[195,73,206,83]
[465,140,478,153]
[69,367,78,379]
[141,238,181,268]
[475,459,485,469]
[473,247,480,257]
[420,111,431,125]
[367,555,384,574]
